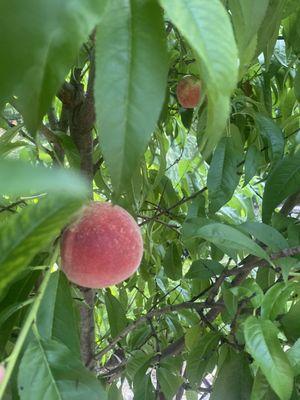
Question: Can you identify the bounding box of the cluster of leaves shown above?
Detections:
[0,0,300,399]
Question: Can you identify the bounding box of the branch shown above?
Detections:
[139,187,207,226]
[95,301,223,360]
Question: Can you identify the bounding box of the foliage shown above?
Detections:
[0,0,300,399]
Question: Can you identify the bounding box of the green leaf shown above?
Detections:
[262,154,300,223]
[186,259,223,280]
[256,0,286,64]
[108,383,123,400]
[281,301,300,342]
[186,332,219,385]
[207,137,241,213]
[163,243,182,281]
[133,374,155,400]
[159,0,238,154]
[36,271,80,354]
[95,0,168,194]
[157,367,183,399]
[105,290,128,338]
[211,350,253,400]
[126,351,153,381]
[18,338,107,400]
[251,369,278,400]
[188,222,269,260]
[0,0,103,131]
[295,66,300,102]
[228,0,269,75]
[261,282,297,320]
[244,144,262,186]
[0,196,83,296]
[238,221,288,251]
[0,159,88,197]
[255,114,284,163]
[244,316,294,400]
[287,339,300,376]
[0,268,41,353]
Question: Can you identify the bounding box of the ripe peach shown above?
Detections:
[176,75,201,109]
[60,202,143,288]
[0,365,5,384]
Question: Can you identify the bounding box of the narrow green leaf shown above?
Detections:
[244,316,294,400]
[186,332,219,385]
[163,243,182,281]
[0,159,88,197]
[133,374,155,400]
[159,0,238,154]
[0,196,83,295]
[18,338,107,400]
[287,339,300,377]
[191,222,269,260]
[108,383,123,400]
[186,259,223,280]
[36,271,80,354]
[255,0,286,63]
[207,137,241,212]
[228,0,269,75]
[105,290,128,338]
[261,282,297,320]
[294,66,300,102]
[95,0,168,194]
[262,154,300,223]
[0,0,103,131]
[157,367,183,399]
[211,350,253,400]
[244,144,262,186]
[238,221,288,251]
[281,301,300,342]
[251,369,278,400]
[255,114,284,163]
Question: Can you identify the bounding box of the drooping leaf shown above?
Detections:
[251,369,278,400]
[294,66,300,102]
[281,301,300,342]
[186,259,224,280]
[0,0,104,131]
[36,271,80,355]
[0,196,83,296]
[211,350,253,400]
[244,144,263,185]
[244,316,294,400]
[157,367,183,399]
[18,338,107,400]
[186,332,219,385]
[255,114,284,163]
[207,137,241,213]
[0,159,88,197]
[238,221,288,251]
[95,0,168,194]
[255,0,286,64]
[163,243,182,281]
[262,154,300,223]
[133,374,155,400]
[105,290,128,338]
[187,222,269,260]
[228,0,269,75]
[261,281,297,320]
[159,0,238,154]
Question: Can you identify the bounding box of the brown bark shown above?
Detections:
[58,55,96,368]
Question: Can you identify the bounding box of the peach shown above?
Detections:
[176,75,201,109]
[60,202,143,288]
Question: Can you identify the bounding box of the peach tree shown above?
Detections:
[0,0,300,399]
